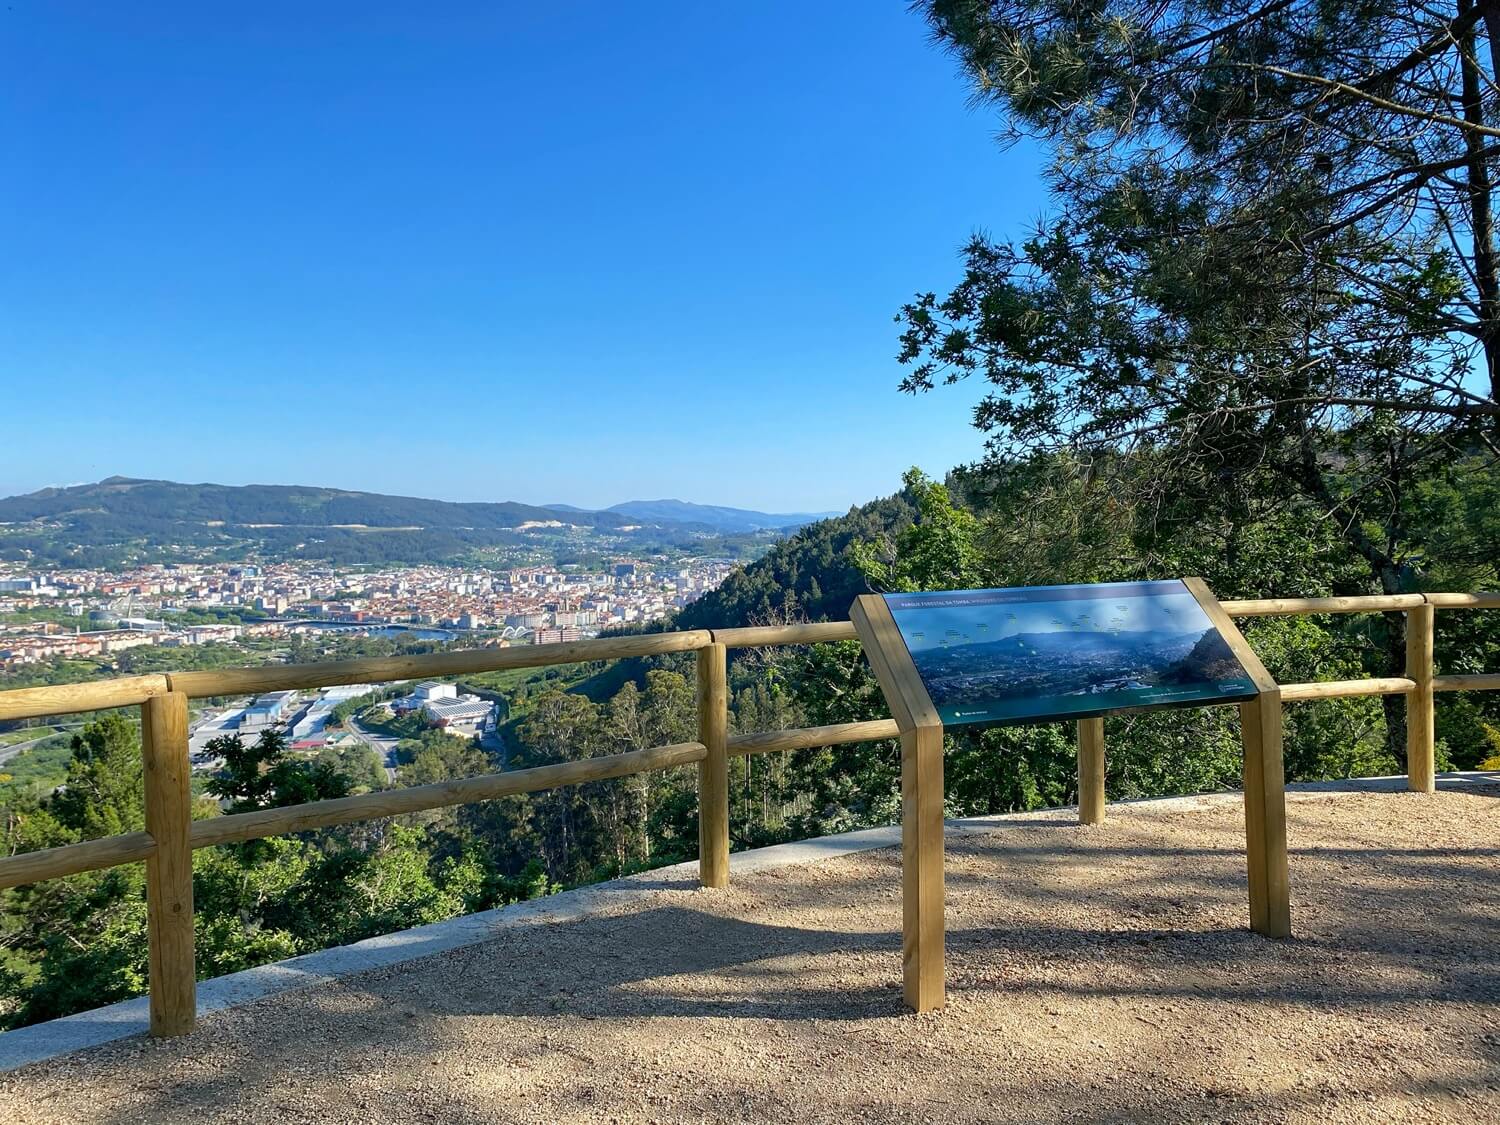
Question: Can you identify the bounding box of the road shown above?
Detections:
[347,717,504,780]
[350,717,402,781]
[0,735,54,768]
[0,723,83,768]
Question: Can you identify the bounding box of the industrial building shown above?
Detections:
[394,681,494,734]
[239,690,298,732]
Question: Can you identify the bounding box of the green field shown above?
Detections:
[0,734,76,798]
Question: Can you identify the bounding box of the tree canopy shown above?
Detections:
[900,1,1500,759]
[903,0,1499,592]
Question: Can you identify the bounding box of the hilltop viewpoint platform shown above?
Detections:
[1,775,1497,1124]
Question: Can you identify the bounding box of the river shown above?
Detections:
[287,622,461,642]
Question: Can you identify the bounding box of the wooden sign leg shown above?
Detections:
[902,722,945,1012]
[1239,691,1291,938]
[1076,717,1105,825]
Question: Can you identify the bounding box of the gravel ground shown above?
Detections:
[2,785,1498,1124]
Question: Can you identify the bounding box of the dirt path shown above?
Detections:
[3,785,1497,1123]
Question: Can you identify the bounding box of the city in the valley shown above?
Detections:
[0,556,737,775]
[0,557,736,662]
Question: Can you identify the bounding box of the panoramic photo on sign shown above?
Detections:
[884,581,1258,726]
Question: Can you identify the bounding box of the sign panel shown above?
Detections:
[883,580,1257,726]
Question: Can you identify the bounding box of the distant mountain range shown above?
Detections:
[1,477,632,532]
[0,477,841,568]
[547,499,841,534]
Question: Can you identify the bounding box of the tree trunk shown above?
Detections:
[1380,613,1409,770]
[1292,435,1415,764]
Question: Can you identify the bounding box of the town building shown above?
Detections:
[239,691,298,732]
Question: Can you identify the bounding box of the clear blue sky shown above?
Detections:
[0,2,1047,512]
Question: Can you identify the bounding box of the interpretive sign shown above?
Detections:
[851,576,1289,1015]
[882,580,1258,726]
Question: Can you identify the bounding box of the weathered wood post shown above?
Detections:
[142,690,195,1036]
[900,721,945,1012]
[1076,717,1106,825]
[1406,601,1436,794]
[851,594,946,1013]
[1238,691,1291,937]
[696,642,729,888]
[1184,578,1291,939]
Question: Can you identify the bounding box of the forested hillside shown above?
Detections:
[0,477,779,567]
[674,490,919,628]
[0,477,634,530]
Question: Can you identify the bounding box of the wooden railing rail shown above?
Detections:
[166,630,714,700]
[0,674,173,723]
[0,632,715,722]
[1423,593,1500,609]
[1435,673,1500,692]
[1277,677,1418,701]
[1218,593,1432,616]
[0,831,158,890]
[0,742,708,888]
[190,740,708,850]
[0,589,1495,1037]
[710,621,858,647]
[727,718,902,757]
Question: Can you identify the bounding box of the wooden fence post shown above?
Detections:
[1239,691,1291,938]
[1406,602,1436,794]
[902,721,946,1013]
[696,643,729,888]
[1076,717,1105,825]
[142,690,195,1036]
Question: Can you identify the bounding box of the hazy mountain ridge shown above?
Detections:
[0,477,814,568]
[0,477,633,531]
[544,498,841,534]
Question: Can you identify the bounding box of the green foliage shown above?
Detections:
[204,727,351,813]
[16,882,149,1025]
[312,740,386,795]
[675,490,919,628]
[0,715,154,1025]
[0,706,558,1030]
[0,733,76,804]
[48,713,144,842]
[851,468,982,593]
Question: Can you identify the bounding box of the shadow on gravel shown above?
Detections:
[47,795,1500,1125]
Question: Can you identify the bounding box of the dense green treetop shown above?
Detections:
[905,0,1500,598]
[675,490,919,627]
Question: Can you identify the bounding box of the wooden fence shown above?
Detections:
[0,592,1496,1035]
